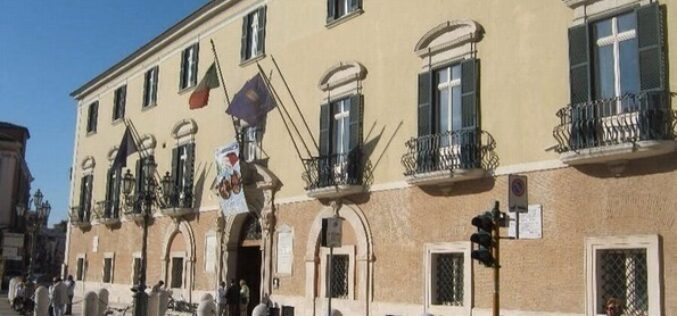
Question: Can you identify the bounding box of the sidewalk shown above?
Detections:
[0,296,21,316]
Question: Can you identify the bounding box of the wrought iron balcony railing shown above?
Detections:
[69,206,90,225]
[553,91,675,153]
[302,150,363,191]
[401,128,494,176]
[94,200,120,220]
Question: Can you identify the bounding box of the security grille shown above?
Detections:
[103,258,113,283]
[327,254,349,299]
[598,249,648,316]
[433,253,464,306]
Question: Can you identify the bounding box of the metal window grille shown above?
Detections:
[132,258,141,285]
[76,258,85,281]
[103,258,112,283]
[327,254,349,299]
[433,253,464,306]
[171,257,184,288]
[598,248,648,316]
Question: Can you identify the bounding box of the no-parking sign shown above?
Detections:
[509,174,528,213]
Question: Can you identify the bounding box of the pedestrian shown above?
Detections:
[49,277,68,316]
[12,278,25,310]
[239,279,250,316]
[225,279,239,316]
[216,281,227,316]
[606,297,623,316]
[151,280,165,293]
[64,275,75,315]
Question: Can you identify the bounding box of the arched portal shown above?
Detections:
[236,213,262,316]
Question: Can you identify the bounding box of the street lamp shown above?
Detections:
[121,156,160,316]
[16,189,51,279]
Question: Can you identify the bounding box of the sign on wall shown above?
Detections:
[321,218,342,248]
[205,235,217,273]
[508,204,543,239]
[508,174,528,213]
[276,230,293,275]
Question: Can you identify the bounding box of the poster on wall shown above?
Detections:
[215,141,249,217]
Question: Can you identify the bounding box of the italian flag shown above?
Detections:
[189,62,220,109]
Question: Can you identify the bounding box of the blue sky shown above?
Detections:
[0,0,207,225]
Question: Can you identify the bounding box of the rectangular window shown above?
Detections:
[431,253,464,306]
[76,257,85,281]
[597,249,648,315]
[132,257,141,285]
[133,157,150,213]
[79,175,93,221]
[86,101,98,133]
[326,254,349,299]
[105,167,121,218]
[327,0,361,22]
[103,257,113,283]
[113,85,126,121]
[170,144,194,208]
[241,7,266,61]
[143,66,159,107]
[180,44,199,90]
[242,126,263,162]
[171,257,184,288]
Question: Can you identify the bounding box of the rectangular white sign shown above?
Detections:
[276,231,293,275]
[205,235,216,273]
[508,204,542,239]
[3,233,24,248]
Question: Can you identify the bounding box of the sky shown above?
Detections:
[0,0,208,225]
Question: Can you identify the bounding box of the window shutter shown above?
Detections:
[191,44,199,86]
[319,103,331,156]
[636,3,664,92]
[120,86,127,118]
[461,58,478,129]
[350,0,361,11]
[113,167,121,217]
[417,72,432,137]
[180,49,187,89]
[84,175,92,218]
[143,71,150,107]
[183,143,195,208]
[568,24,590,104]
[327,0,336,22]
[241,14,250,61]
[171,148,179,206]
[92,102,98,132]
[79,176,87,217]
[257,7,266,56]
[348,95,363,151]
[105,168,113,216]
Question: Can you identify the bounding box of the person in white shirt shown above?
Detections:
[64,275,75,315]
[216,282,227,316]
[49,277,68,316]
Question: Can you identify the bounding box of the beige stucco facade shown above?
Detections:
[67,0,676,315]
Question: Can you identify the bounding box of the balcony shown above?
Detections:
[302,151,364,199]
[93,201,121,226]
[553,92,676,165]
[121,197,146,223]
[401,129,493,186]
[69,206,91,228]
[159,190,195,218]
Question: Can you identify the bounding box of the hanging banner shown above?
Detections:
[215,141,249,216]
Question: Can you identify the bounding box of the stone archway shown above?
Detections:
[161,220,196,302]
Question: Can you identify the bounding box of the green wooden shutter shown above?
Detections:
[79,176,87,218]
[257,7,266,56]
[418,72,432,137]
[319,103,331,156]
[241,13,250,61]
[183,143,195,208]
[180,49,187,89]
[91,102,98,132]
[568,24,590,104]
[636,3,664,92]
[171,148,179,206]
[143,71,150,107]
[113,167,121,217]
[153,67,159,104]
[461,58,478,129]
[348,95,363,151]
[191,44,199,87]
[105,168,113,216]
[120,85,127,118]
[327,0,336,22]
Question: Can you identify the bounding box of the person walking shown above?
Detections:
[49,277,68,316]
[64,275,75,315]
[216,282,227,316]
[239,279,249,316]
[151,280,165,293]
[225,279,239,316]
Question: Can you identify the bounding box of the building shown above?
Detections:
[0,122,32,286]
[66,0,676,315]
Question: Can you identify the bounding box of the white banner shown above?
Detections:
[215,141,249,217]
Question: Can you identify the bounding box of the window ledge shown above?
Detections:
[405,168,486,187]
[123,211,146,223]
[96,216,121,226]
[159,207,196,218]
[305,184,363,199]
[112,118,124,126]
[325,9,364,29]
[86,131,97,137]
[141,103,157,112]
[178,84,197,95]
[239,53,266,67]
[560,140,677,165]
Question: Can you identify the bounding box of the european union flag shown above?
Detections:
[226,73,276,126]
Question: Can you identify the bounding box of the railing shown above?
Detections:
[302,150,363,191]
[401,128,491,176]
[553,91,674,153]
[94,200,120,220]
[163,186,193,209]
[69,206,90,225]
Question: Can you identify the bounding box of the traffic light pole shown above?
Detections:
[493,211,500,316]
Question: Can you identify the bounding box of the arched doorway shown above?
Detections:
[237,213,262,315]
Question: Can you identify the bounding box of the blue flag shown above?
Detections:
[226,73,276,125]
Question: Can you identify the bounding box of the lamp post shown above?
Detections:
[16,189,52,279]
[122,156,173,316]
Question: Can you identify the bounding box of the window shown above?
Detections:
[132,257,141,285]
[180,44,199,90]
[318,95,362,184]
[586,235,661,316]
[79,175,93,221]
[133,157,150,213]
[105,167,121,218]
[86,101,98,133]
[103,257,113,283]
[568,3,665,106]
[241,7,266,62]
[143,66,159,107]
[326,254,349,299]
[424,243,471,315]
[327,0,362,23]
[76,257,85,281]
[170,257,184,288]
[112,85,126,121]
[241,126,263,162]
[169,144,195,208]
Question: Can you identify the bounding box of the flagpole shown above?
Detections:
[124,119,165,190]
[254,63,308,174]
[210,39,240,141]
[256,62,313,159]
[270,55,319,152]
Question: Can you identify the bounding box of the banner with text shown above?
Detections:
[215,141,249,216]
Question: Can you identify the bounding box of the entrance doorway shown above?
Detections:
[236,214,262,316]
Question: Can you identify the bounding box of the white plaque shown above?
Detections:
[92,236,99,252]
[205,235,216,273]
[2,247,21,260]
[276,231,293,275]
[3,233,24,248]
[508,204,542,239]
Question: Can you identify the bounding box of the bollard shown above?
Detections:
[97,288,109,316]
[252,303,269,316]
[34,286,49,316]
[147,291,159,316]
[158,290,170,315]
[82,291,98,316]
[197,293,216,316]
[323,309,342,316]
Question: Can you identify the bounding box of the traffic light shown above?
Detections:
[471,213,496,267]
